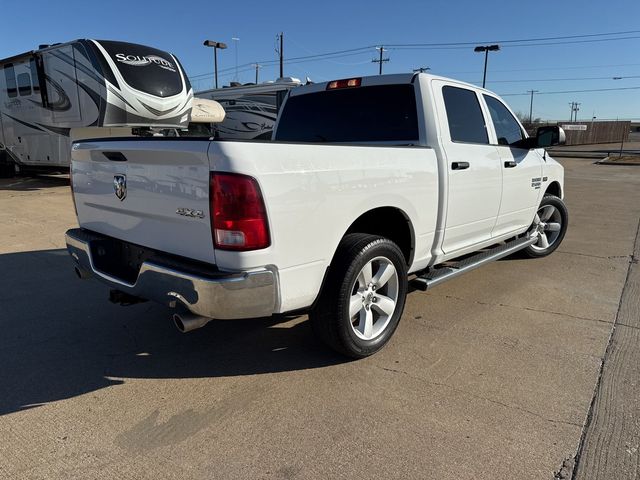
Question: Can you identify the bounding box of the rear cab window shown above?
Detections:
[274,84,419,144]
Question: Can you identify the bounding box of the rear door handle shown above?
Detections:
[451,161,469,170]
[103,151,128,162]
[504,160,517,168]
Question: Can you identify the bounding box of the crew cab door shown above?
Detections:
[434,82,502,254]
[481,94,543,237]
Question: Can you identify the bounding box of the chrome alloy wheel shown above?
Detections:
[349,256,400,341]
[530,204,563,251]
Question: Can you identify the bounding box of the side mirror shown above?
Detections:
[536,126,566,148]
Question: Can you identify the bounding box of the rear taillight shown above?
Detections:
[210,172,270,251]
[69,164,78,216]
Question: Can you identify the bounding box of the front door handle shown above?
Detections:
[451,161,470,170]
[504,160,517,168]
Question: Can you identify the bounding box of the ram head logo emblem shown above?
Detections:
[113,174,127,201]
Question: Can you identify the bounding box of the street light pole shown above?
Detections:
[253,63,261,84]
[203,40,228,89]
[474,45,500,88]
[527,90,539,124]
[232,37,240,82]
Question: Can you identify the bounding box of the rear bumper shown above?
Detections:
[65,228,278,319]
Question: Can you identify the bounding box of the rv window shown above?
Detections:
[29,58,41,93]
[4,64,17,98]
[17,73,32,97]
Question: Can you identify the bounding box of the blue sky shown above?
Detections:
[2,0,639,120]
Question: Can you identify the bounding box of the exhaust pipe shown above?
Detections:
[173,311,213,333]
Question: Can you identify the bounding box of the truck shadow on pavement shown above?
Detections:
[0,175,69,192]
[0,249,345,416]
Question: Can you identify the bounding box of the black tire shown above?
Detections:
[522,194,568,258]
[310,233,408,358]
[0,151,15,179]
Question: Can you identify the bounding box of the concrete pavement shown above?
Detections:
[0,158,638,479]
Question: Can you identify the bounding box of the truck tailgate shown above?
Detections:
[71,139,215,264]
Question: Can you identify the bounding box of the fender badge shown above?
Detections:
[176,207,205,219]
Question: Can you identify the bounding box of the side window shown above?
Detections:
[29,58,41,94]
[4,64,17,98]
[442,86,488,144]
[484,95,525,146]
[17,73,32,97]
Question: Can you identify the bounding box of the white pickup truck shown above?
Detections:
[66,73,568,358]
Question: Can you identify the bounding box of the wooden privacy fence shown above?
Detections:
[524,121,630,146]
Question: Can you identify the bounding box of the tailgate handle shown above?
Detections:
[103,151,128,162]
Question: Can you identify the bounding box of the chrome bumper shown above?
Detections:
[65,229,278,319]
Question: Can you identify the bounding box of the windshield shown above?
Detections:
[275,84,419,143]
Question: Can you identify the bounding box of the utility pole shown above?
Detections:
[372,46,389,75]
[252,63,262,84]
[569,101,581,122]
[569,102,574,122]
[278,32,284,78]
[527,90,539,124]
[413,67,431,73]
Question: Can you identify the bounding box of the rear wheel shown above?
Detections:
[0,151,15,178]
[310,234,408,358]
[522,194,568,258]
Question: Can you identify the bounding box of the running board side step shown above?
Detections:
[411,236,537,291]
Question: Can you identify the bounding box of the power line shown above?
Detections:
[385,29,640,47]
[499,85,640,96]
[488,74,640,83]
[443,62,640,75]
[190,49,373,79]
[388,35,640,50]
[189,29,640,80]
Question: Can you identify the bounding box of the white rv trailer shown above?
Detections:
[0,39,193,176]
[196,77,301,140]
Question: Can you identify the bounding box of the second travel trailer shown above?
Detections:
[196,78,302,140]
[0,39,193,176]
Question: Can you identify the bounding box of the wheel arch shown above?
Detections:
[545,181,562,199]
[343,206,415,267]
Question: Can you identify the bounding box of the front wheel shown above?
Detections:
[310,234,408,358]
[522,194,568,258]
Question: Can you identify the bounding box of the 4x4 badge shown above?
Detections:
[113,174,127,201]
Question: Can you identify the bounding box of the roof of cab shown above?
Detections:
[287,72,492,97]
